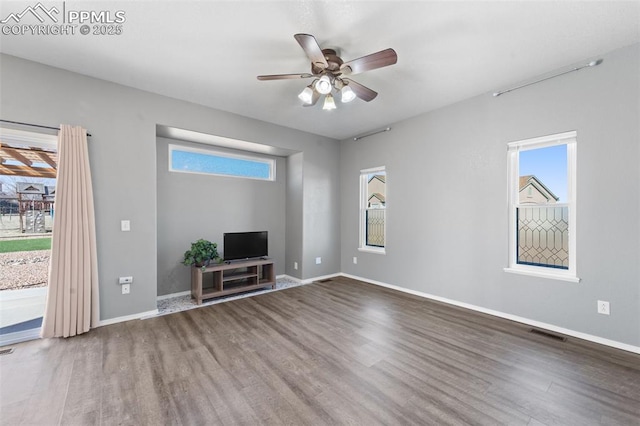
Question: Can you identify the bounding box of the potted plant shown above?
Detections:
[182,239,219,269]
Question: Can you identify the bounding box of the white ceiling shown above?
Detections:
[1,1,639,140]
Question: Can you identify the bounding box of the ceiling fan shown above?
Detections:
[257,33,398,110]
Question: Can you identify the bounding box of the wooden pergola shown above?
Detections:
[0,142,57,178]
[0,142,57,233]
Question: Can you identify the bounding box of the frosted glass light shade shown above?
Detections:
[323,94,337,110]
[298,86,314,104]
[341,85,356,103]
[315,75,333,95]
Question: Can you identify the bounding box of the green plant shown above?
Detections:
[182,239,219,268]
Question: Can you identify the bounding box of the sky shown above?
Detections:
[171,150,271,180]
[519,145,567,202]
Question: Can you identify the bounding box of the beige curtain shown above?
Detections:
[41,125,99,338]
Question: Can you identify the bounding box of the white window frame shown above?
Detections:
[359,166,386,255]
[0,127,56,346]
[168,144,275,181]
[504,131,579,282]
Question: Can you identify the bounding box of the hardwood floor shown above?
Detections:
[1,276,639,425]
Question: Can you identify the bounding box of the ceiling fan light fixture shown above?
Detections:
[341,85,356,103]
[323,93,337,110]
[257,33,397,110]
[298,85,315,104]
[315,75,333,95]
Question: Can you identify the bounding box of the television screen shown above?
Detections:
[223,231,268,261]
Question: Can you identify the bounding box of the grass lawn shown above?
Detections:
[0,237,52,253]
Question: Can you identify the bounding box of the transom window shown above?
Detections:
[169,144,275,181]
[505,131,579,282]
[359,166,386,254]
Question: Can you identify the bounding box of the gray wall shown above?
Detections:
[0,53,340,321]
[302,140,342,278]
[340,44,640,347]
[2,43,636,347]
[156,137,287,296]
[286,152,304,277]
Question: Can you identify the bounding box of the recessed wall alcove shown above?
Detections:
[155,125,300,297]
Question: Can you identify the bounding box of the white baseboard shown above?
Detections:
[302,272,342,285]
[277,273,341,284]
[340,273,640,355]
[98,309,159,327]
[100,272,639,354]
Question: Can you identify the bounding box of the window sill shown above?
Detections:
[503,267,580,283]
[358,247,386,255]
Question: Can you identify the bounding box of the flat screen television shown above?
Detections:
[223,231,268,261]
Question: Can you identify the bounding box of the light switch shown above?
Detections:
[121,220,130,232]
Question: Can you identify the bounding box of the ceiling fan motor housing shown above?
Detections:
[312,49,344,75]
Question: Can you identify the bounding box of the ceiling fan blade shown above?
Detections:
[257,73,313,81]
[343,79,378,102]
[340,48,398,75]
[294,33,329,70]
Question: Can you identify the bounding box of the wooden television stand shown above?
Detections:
[191,259,275,305]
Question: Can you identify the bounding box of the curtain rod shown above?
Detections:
[353,127,391,141]
[0,119,92,137]
[493,59,603,97]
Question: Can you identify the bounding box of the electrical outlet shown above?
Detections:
[353,256,357,264]
[315,257,321,265]
[122,284,130,295]
[597,300,610,315]
[294,262,298,270]
[120,220,130,232]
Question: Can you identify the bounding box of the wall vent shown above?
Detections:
[316,279,333,283]
[529,328,567,342]
[0,348,15,356]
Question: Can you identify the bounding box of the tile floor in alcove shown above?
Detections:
[155,277,303,317]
